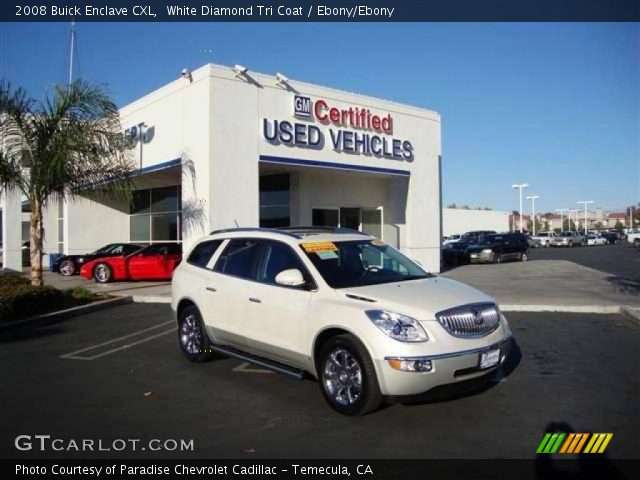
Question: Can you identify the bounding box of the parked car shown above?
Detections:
[172,227,512,416]
[80,243,182,283]
[526,235,539,248]
[53,243,145,276]
[441,241,470,268]
[600,231,619,244]
[586,234,607,246]
[443,234,462,246]
[533,231,556,247]
[461,230,496,243]
[627,230,640,247]
[552,231,583,247]
[464,232,530,264]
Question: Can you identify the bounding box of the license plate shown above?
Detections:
[480,349,500,369]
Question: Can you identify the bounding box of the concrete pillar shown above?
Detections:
[1,189,23,272]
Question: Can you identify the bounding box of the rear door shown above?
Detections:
[202,238,262,347]
[244,240,313,368]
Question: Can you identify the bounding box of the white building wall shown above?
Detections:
[442,208,510,237]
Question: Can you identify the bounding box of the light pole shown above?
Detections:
[526,195,539,235]
[569,208,579,231]
[555,208,568,232]
[577,201,594,235]
[512,183,528,233]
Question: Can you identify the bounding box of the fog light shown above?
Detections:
[387,358,433,372]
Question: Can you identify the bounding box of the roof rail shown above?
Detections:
[279,226,371,236]
[208,227,302,239]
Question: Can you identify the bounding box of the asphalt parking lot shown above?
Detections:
[529,242,640,282]
[1,303,638,459]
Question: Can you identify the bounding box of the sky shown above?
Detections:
[1,22,638,214]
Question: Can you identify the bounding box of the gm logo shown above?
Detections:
[294,95,311,118]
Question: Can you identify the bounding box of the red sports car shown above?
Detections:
[80,243,182,283]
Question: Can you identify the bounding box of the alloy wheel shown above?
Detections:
[60,260,75,276]
[323,348,363,406]
[180,314,202,356]
[94,264,110,282]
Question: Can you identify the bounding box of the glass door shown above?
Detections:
[362,207,383,239]
[339,208,361,230]
[312,208,339,227]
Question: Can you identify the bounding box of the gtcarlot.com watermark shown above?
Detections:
[15,434,194,452]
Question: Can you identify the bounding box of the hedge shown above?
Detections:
[0,275,103,322]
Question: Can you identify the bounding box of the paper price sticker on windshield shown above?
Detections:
[302,242,338,253]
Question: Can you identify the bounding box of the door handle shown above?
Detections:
[206,286,217,292]
[248,297,262,303]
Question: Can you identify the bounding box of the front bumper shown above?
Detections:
[375,334,512,396]
[468,251,495,263]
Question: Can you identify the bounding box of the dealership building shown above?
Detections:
[1,63,444,272]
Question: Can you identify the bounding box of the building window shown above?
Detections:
[259,174,290,228]
[130,186,181,243]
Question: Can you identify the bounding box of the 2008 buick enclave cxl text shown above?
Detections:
[171,227,513,415]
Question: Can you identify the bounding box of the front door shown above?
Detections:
[244,240,313,368]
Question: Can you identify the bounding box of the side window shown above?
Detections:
[214,239,262,280]
[187,240,222,269]
[257,241,309,286]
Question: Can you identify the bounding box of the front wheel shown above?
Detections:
[318,334,382,416]
[494,253,503,264]
[521,250,529,262]
[93,263,113,283]
[634,239,640,248]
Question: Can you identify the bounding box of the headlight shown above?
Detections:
[365,310,428,342]
[482,249,493,254]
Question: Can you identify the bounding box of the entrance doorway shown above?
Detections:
[311,207,383,239]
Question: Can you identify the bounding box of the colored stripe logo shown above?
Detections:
[536,433,613,454]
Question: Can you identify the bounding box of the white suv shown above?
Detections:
[172,227,512,415]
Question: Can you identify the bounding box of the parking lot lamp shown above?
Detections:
[512,183,529,233]
[577,201,594,235]
[555,208,568,232]
[527,195,540,235]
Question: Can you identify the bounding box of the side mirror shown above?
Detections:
[275,268,306,287]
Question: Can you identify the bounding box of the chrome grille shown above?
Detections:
[435,303,500,338]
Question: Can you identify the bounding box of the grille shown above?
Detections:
[435,303,500,338]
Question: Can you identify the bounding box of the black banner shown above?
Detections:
[2,0,640,22]
[4,459,640,480]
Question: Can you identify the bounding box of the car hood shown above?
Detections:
[341,276,495,321]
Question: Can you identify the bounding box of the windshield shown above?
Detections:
[537,233,549,237]
[301,239,429,288]
[559,232,572,237]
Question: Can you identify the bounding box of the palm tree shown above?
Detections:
[0,79,135,286]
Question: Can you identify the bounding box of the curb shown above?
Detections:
[0,296,133,334]
[500,304,622,314]
[620,305,640,326]
[131,295,172,304]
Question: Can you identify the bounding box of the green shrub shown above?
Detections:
[0,275,30,287]
[0,280,102,322]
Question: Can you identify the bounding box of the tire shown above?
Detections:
[494,253,503,264]
[317,334,382,416]
[59,259,76,276]
[178,305,214,362]
[634,239,640,248]
[521,250,529,262]
[93,262,113,283]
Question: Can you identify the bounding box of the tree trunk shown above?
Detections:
[29,201,44,287]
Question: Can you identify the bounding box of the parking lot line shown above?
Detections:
[60,321,175,361]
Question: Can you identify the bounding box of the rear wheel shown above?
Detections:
[318,334,382,416]
[59,259,75,276]
[93,263,113,283]
[178,305,214,362]
[521,250,529,262]
[634,239,640,247]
